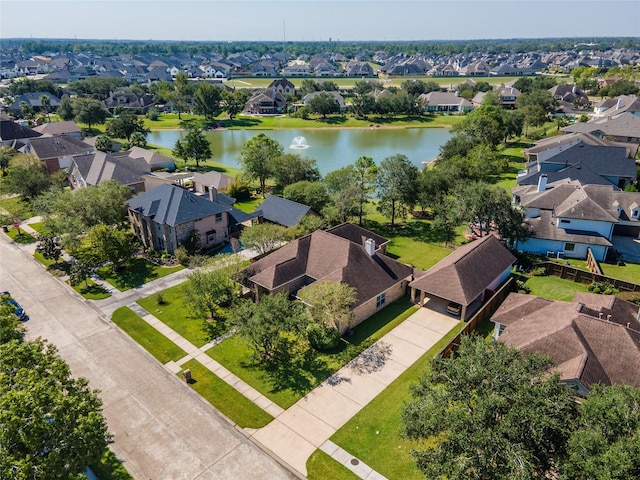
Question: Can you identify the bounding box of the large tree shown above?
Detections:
[323,166,360,225]
[403,336,576,480]
[79,224,136,271]
[307,92,340,118]
[57,94,74,121]
[172,72,189,119]
[239,223,289,256]
[193,82,223,120]
[238,133,283,198]
[0,332,110,479]
[222,89,250,120]
[562,385,640,480]
[283,180,330,213]
[269,153,320,192]
[105,110,150,142]
[376,154,418,226]
[4,162,51,200]
[353,155,378,226]
[72,97,108,132]
[298,281,357,331]
[172,126,211,169]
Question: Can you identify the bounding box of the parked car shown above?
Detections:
[1,291,27,320]
[446,301,462,316]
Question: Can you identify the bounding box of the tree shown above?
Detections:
[0,299,24,344]
[80,224,136,271]
[270,153,320,192]
[105,110,149,142]
[57,94,74,121]
[562,385,640,480]
[353,156,378,226]
[323,166,360,225]
[376,154,418,227]
[36,235,62,266]
[172,72,189,119]
[283,181,330,213]
[240,223,289,256]
[19,101,35,122]
[222,89,250,120]
[129,131,147,148]
[69,258,96,288]
[185,257,241,338]
[451,104,507,147]
[0,146,12,173]
[298,281,357,332]
[403,336,576,480]
[72,97,108,132]
[231,293,307,362]
[238,133,283,198]
[4,163,51,200]
[39,94,51,122]
[94,135,113,152]
[350,93,376,118]
[0,337,110,479]
[193,82,222,120]
[307,92,340,118]
[172,126,211,169]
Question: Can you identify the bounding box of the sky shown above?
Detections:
[1,0,639,42]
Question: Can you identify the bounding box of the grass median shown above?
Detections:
[112,306,187,364]
[96,258,183,291]
[178,358,273,429]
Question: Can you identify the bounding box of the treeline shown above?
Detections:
[6,37,640,58]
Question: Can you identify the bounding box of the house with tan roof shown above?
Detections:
[409,235,516,321]
[418,91,474,113]
[562,112,640,144]
[241,223,413,332]
[492,292,640,396]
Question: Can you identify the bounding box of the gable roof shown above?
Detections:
[409,236,516,305]
[0,113,42,142]
[126,146,175,170]
[71,151,148,187]
[191,171,235,191]
[32,121,81,136]
[258,195,313,227]
[326,223,389,250]
[495,292,640,388]
[127,184,231,227]
[244,227,412,309]
[27,135,91,159]
[563,111,640,138]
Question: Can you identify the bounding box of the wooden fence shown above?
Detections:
[438,276,515,359]
[586,248,603,275]
[536,261,640,292]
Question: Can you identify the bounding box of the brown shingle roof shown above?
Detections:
[409,236,516,306]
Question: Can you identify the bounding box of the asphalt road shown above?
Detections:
[0,234,296,480]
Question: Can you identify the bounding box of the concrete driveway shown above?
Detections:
[0,234,295,480]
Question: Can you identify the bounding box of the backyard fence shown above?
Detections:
[586,248,603,275]
[438,276,515,359]
[536,261,640,292]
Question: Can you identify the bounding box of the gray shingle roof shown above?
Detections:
[127,184,230,227]
[257,195,313,227]
[28,135,91,159]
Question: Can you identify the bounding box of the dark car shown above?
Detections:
[1,291,27,320]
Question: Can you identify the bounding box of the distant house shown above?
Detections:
[241,223,413,332]
[419,91,474,113]
[8,92,61,116]
[548,83,590,106]
[244,88,287,115]
[257,195,316,227]
[302,91,347,113]
[592,94,640,117]
[102,92,155,114]
[409,235,515,321]
[344,61,374,77]
[21,135,93,174]
[32,120,81,137]
[492,292,640,395]
[126,184,232,253]
[67,151,149,193]
[562,112,640,145]
[0,112,41,146]
[268,78,296,96]
[512,178,640,260]
[126,146,175,171]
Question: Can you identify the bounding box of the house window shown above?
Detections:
[376,293,386,308]
[565,243,575,251]
[633,209,640,218]
[560,219,570,224]
[215,213,223,223]
[206,230,216,244]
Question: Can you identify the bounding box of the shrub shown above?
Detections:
[588,281,619,295]
[531,266,547,276]
[146,107,160,121]
[227,180,252,201]
[175,245,190,266]
[156,293,167,305]
[516,280,531,294]
[307,323,341,351]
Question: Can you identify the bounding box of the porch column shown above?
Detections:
[410,287,417,303]
[461,304,468,322]
[419,290,426,307]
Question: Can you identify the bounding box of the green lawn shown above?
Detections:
[26,221,46,234]
[33,251,71,275]
[555,258,640,285]
[306,450,361,480]
[208,298,418,409]
[71,279,111,300]
[136,282,210,347]
[111,306,187,364]
[89,449,132,480]
[524,275,588,301]
[233,196,263,213]
[0,195,35,217]
[4,227,36,243]
[314,321,466,480]
[179,358,274,429]
[96,257,183,291]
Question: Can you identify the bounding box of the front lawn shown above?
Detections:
[33,251,71,274]
[4,227,36,243]
[178,358,273,429]
[207,298,418,409]
[111,306,187,364]
[313,321,465,480]
[71,279,111,300]
[27,221,46,234]
[306,450,361,480]
[136,283,210,347]
[96,257,183,291]
[524,275,588,301]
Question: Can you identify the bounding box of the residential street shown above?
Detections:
[0,233,296,480]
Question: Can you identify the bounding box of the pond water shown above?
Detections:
[147,127,451,175]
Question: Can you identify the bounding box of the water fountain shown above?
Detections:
[289,136,310,149]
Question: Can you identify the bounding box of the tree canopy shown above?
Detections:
[376,154,418,226]
[238,133,283,198]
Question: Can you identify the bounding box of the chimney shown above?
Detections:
[537,174,548,193]
[364,238,376,256]
[606,314,612,322]
[599,312,603,319]
[208,185,218,203]
[616,98,622,110]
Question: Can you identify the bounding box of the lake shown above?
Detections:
[147,128,451,175]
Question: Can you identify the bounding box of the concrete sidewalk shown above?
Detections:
[251,308,460,477]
